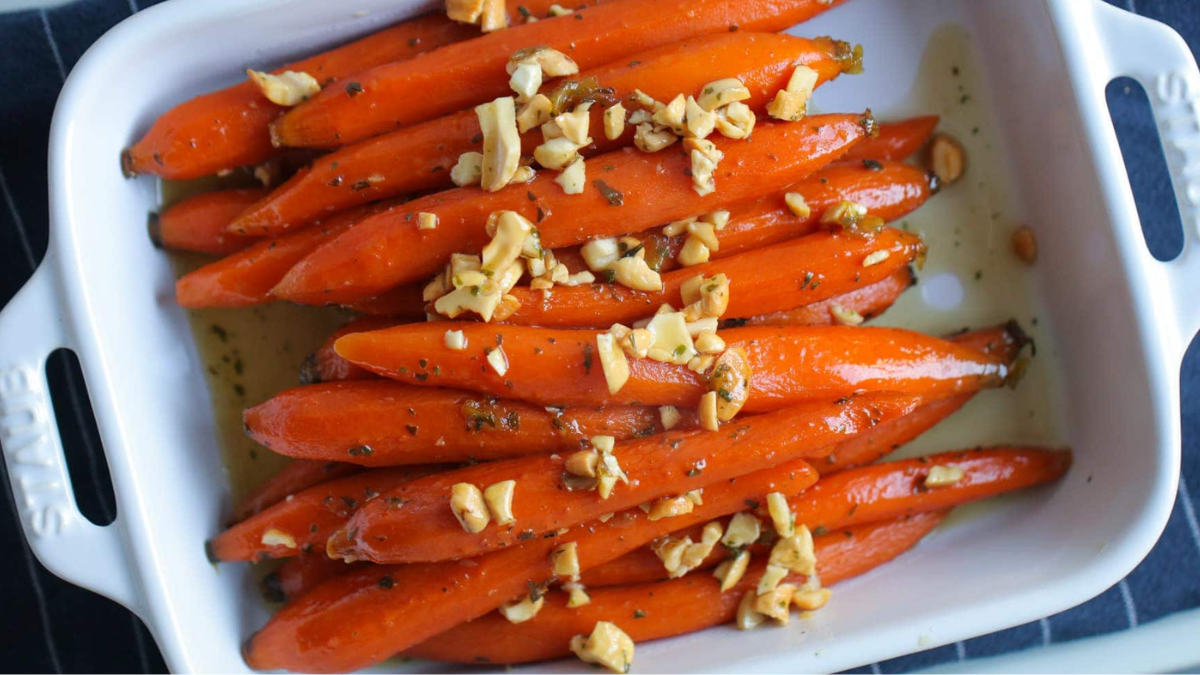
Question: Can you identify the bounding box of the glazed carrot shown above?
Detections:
[270,0,849,149]
[299,316,398,384]
[121,2,575,179]
[327,392,922,564]
[580,445,1067,586]
[408,514,946,665]
[233,33,856,235]
[737,266,915,328]
[334,323,1011,411]
[151,188,267,255]
[263,554,355,604]
[210,464,448,562]
[244,381,678,466]
[340,284,426,318]
[273,114,876,304]
[244,457,817,673]
[175,203,383,308]
[842,114,939,162]
[228,460,360,525]
[504,228,923,327]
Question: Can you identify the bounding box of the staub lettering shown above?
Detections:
[1154,71,1200,237]
[0,365,69,538]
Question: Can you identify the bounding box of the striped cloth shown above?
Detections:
[0,0,1196,672]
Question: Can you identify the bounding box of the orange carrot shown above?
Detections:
[228,460,360,525]
[262,554,355,604]
[210,464,448,562]
[326,392,923,564]
[270,0,849,149]
[244,457,818,673]
[244,381,678,466]
[408,513,946,665]
[333,323,1011,411]
[272,114,876,304]
[504,228,924,327]
[299,316,398,384]
[122,2,576,179]
[339,284,426,318]
[736,265,915,327]
[842,114,939,162]
[151,188,267,255]
[234,32,856,234]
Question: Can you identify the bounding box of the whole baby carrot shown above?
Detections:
[299,316,398,384]
[270,0,849,148]
[244,381,673,466]
[333,323,1012,411]
[737,266,915,327]
[243,456,818,673]
[151,188,267,255]
[842,114,939,162]
[272,114,876,304]
[233,32,856,234]
[263,554,356,604]
[228,460,360,525]
[121,1,576,179]
[407,514,946,665]
[504,228,924,327]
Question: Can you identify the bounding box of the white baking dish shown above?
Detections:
[1,0,1197,672]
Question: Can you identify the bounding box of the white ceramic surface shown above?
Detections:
[1,0,1198,672]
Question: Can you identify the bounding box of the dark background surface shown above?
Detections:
[0,0,1197,672]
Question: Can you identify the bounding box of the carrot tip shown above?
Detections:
[261,572,285,604]
[146,212,163,249]
[299,352,322,385]
[120,149,137,178]
[1002,319,1034,360]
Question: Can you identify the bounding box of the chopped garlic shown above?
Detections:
[555,103,592,145]
[684,95,716,138]
[785,192,811,219]
[766,492,795,538]
[534,136,584,170]
[633,123,677,153]
[417,212,439,230]
[925,464,965,487]
[644,311,695,364]
[648,494,694,521]
[555,156,587,194]
[697,77,752,111]
[862,249,891,267]
[509,62,542,101]
[659,405,681,431]
[770,526,816,575]
[755,583,797,623]
[563,582,591,607]
[570,621,634,674]
[500,594,545,623]
[475,97,522,191]
[714,101,756,139]
[450,151,484,187]
[261,528,297,549]
[444,329,467,350]
[596,332,630,394]
[757,563,790,596]
[552,541,581,579]
[830,304,865,326]
[698,391,719,431]
[677,236,711,266]
[723,512,761,548]
[603,103,626,140]
[715,549,751,591]
[246,69,321,107]
[736,591,766,630]
[450,482,490,533]
[483,480,516,525]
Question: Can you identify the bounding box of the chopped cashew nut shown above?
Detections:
[604,103,626,140]
[581,237,620,271]
[830,304,865,326]
[862,250,891,267]
[486,346,509,376]
[644,312,696,364]
[678,236,711,266]
[925,465,965,487]
[483,480,516,525]
[821,200,872,231]
[535,136,585,170]
[445,0,485,24]
[591,435,615,454]
[709,347,751,421]
[475,97,522,191]
[1012,225,1038,264]
[704,209,730,230]
[417,212,439,230]
[570,621,635,674]
[631,89,661,110]
[549,3,572,16]
[596,333,630,394]
[647,494,695,521]
[563,582,591,607]
[555,103,592,145]
[555,156,587,194]
[697,78,752,111]
[755,583,798,623]
[715,549,751,591]
[684,489,704,507]
[686,317,719,337]
[481,211,533,273]
[680,275,705,305]
[757,564,789,595]
[685,217,720,250]
[507,47,578,78]
[659,405,682,430]
[500,594,545,623]
[261,528,297,548]
[686,137,723,196]
[565,449,599,478]
[444,329,467,350]
[651,94,687,135]
[450,151,484,187]
[633,123,678,153]
[714,101,756,139]
[479,0,507,32]
[723,512,761,548]
[698,391,719,430]
[770,525,817,575]
[552,541,582,579]
[246,70,321,107]
[662,217,693,237]
[684,95,717,138]
[611,256,663,292]
[699,274,730,318]
[736,591,766,630]
[785,192,811,218]
[766,65,819,122]
[654,536,690,573]
[509,62,542,101]
[449,483,490,533]
[766,492,795,538]
[794,588,832,611]
[687,355,716,374]
[694,330,725,354]
[929,134,966,184]
[517,94,553,133]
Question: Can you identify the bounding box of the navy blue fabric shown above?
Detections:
[0,0,1196,672]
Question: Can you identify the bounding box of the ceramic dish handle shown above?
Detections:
[0,262,143,612]
[1090,1,1200,352]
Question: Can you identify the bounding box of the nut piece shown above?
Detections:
[659,405,682,431]
[756,563,789,596]
[793,587,832,611]
[929,133,966,185]
[481,211,534,273]
[581,237,620,271]
[555,103,592,145]
[611,255,663,292]
[686,138,723,196]
[261,528,297,549]
[697,77,752,111]
[509,62,542,101]
[483,480,516,525]
[633,123,678,153]
[450,151,484,187]
[722,512,761,548]
[754,583,797,623]
[247,69,321,107]
[450,482,490,533]
[507,47,579,78]
[552,541,581,579]
[479,0,508,33]
[784,192,811,219]
[766,492,795,538]
[698,391,719,431]
[563,581,591,607]
[444,329,467,350]
[500,594,545,623]
[713,101,756,139]
[766,65,819,122]
[595,449,628,499]
[647,494,695,521]
[652,94,688,135]
[446,0,485,24]
[1012,225,1038,264]
[699,273,730,318]
[535,136,585,170]
[565,449,599,478]
[517,94,553,133]
[644,311,696,364]
[654,536,690,573]
[555,156,587,195]
[736,590,766,630]
[677,236,711,267]
[862,249,891,267]
[486,345,509,376]
[417,212,439,230]
[475,97,522,191]
[708,347,751,422]
[596,332,631,394]
[924,464,965,487]
[769,525,816,575]
[830,303,865,326]
[684,95,717,139]
[569,621,635,674]
[714,549,751,591]
[603,103,627,140]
